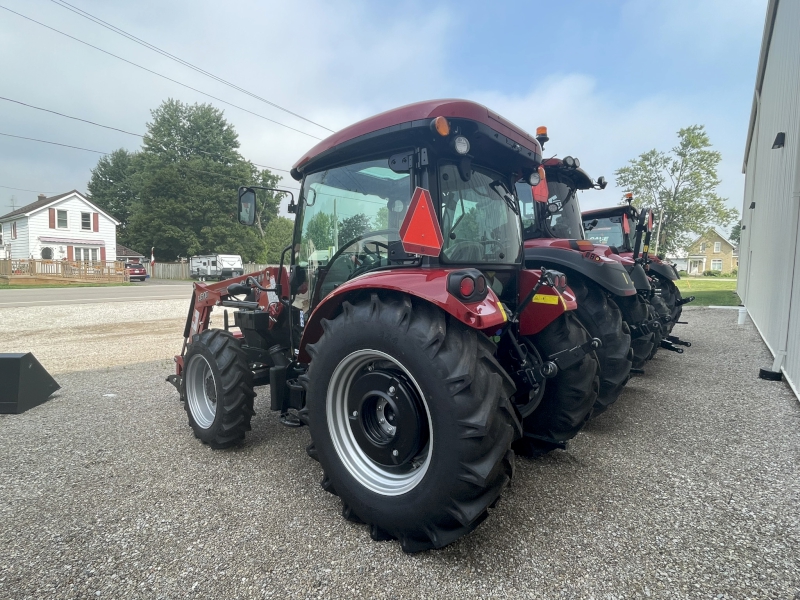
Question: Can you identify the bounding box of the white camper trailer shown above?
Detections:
[189,254,244,281]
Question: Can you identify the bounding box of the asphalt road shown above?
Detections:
[1,308,798,599]
[0,279,193,307]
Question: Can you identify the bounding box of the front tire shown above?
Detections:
[182,329,255,448]
[302,294,520,553]
[514,312,600,456]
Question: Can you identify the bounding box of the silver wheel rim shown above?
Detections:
[185,354,217,429]
[327,349,432,496]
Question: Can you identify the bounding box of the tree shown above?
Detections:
[262,216,295,263]
[87,149,139,249]
[304,212,336,252]
[729,220,741,245]
[338,213,372,246]
[614,125,739,255]
[116,99,279,261]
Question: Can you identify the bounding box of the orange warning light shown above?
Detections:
[399,187,444,256]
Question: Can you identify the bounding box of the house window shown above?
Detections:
[75,247,98,262]
[714,242,721,253]
[41,247,53,259]
[711,259,722,271]
[11,222,17,240]
[700,242,706,252]
[81,212,91,231]
[57,210,68,229]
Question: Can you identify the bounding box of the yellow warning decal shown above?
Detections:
[532,294,560,305]
[497,301,508,322]
[622,272,631,284]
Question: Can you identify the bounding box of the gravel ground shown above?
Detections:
[0,299,221,374]
[1,307,799,599]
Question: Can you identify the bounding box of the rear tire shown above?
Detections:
[648,294,670,360]
[658,279,682,334]
[302,294,521,553]
[616,294,654,369]
[182,329,255,448]
[514,312,600,456]
[569,276,632,416]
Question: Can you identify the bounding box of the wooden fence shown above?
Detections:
[142,262,276,280]
[0,259,127,282]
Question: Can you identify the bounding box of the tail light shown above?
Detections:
[447,269,489,303]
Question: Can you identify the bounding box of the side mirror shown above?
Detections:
[596,176,607,190]
[238,187,256,226]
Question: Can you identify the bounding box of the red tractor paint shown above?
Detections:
[297,267,523,361]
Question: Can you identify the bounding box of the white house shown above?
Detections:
[0,190,119,263]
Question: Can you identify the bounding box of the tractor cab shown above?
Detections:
[518,156,595,242]
[582,200,644,255]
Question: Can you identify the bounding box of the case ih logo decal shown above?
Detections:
[399,187,444,257]
[198,291,209,302]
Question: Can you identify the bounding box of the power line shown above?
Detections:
[0,184,51,194]
[0,95,291,172]
[0,131,297,191]
[50,0,334,133]
[0,131,106,154]
[0,5,323,141]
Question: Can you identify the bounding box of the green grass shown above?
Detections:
[675,277,740,306]
[0,281,134,290]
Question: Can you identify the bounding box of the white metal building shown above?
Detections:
[739,0,800,397]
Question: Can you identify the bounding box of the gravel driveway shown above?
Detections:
[0,307,798,599]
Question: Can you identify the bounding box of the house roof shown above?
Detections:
[0,191,74,220]
[0,190,121,225]
[743,0,780,172]
[687,228,737,251]
[116,244,145,258]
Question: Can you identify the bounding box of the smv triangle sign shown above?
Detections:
[399,187,444,257]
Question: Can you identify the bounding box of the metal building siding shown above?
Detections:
[740,0,800,396]
[740,0,800,355]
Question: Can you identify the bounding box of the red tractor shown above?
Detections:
[168,100,602,552]
[517,132,659,410]
[583,199,693,351]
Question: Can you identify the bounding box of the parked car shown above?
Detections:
[125,263,147,282]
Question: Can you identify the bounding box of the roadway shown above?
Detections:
[0,279,194,307]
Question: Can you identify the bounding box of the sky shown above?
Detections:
[0,0,767,230]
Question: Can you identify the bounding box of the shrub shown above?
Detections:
[731,268,738,277]
[703,270,721,277]
[678,270,689,277]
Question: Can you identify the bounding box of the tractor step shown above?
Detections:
[660,340,684,354]
[630,368,645,375]
[666,335,691,347]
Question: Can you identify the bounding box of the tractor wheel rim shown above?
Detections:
[327,349,432,496]
[185,354,217,429]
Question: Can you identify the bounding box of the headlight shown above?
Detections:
[453,136,470,155]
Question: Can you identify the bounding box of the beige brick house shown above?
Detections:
[686,228,738,275]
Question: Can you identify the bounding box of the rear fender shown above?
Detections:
[518,269,576,335]
[298,268,507,363]
[524,244,636,297]
[648,260,678,281]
